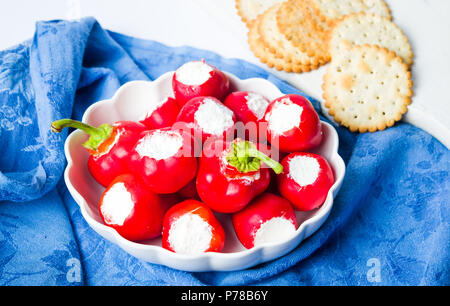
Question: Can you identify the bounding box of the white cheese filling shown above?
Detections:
[168,213,213,254]
[175,61,213,85]
[266,98,303,135]
[288,155,320,186]
[245,92,269,120]
[194,98,234,135]
[253,217,296,247]
[135,130,183,160]
[101,182,134,226]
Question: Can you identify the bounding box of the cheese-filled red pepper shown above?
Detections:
[172,60,230,107]
[177,179,199,200]
[128,128,198,194]
[196,138,283,213]
[99,174,167,241]
[140,97,180,129]
[176,96,236,143]
[223,91,270,141]
[262,94,322,152]
[232,193,297,249]
[51,119,147,187]
[162,200,225,254]
[277,152,334,211]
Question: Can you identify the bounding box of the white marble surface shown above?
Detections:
[0,0,449,147]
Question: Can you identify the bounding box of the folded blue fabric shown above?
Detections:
[0,18,448,286]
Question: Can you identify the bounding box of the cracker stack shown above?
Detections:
[236,0,413,133]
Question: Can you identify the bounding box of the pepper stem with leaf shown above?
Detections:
[226,140,283,174]
[51,119,113,151]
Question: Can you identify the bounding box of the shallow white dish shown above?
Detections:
[63,71,346,272]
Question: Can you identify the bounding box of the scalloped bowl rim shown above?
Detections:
[63,71,346,271]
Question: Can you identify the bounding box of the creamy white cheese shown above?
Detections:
[253,217,296,246]
[135,130,183,160]
[266,98,303,135]
[245,92,269,120]
[194,98,234,135]
[101,182,134,226]
[175,61,213,85]
[288,155,320,186]
[168,213,213,254]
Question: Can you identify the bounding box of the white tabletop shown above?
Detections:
[1,0,449,147]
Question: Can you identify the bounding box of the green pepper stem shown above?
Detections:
[226,140,283,174]
[51,119,113,151]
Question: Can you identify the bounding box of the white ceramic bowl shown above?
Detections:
[63,71,346,272]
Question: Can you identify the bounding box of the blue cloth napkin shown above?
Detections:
[0,17,448,286]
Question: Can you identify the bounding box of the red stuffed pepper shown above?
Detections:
[139,96,181,129]
[175,96,236,144]
[232,193,297,249]
[277,152,334,211]
[196,138,283,213]
[99,174,167,241]
[224,91,270,141]
[262,94,322,152]
[162,199,225,254]
[128,127,198,194]
[172,60,230,107]
[51,119,147,187]
[177,179,199,200]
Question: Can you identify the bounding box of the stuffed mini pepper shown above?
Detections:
[99,174,167,241]
[196,138,283,213]
[128,127,198,194]
[172,60,230,107]
[51,119,147,187]
[262,94,322,152]
[162,200,225,254]
[176,96,236,143]
[232,193,297,249]
[277,152,334,211]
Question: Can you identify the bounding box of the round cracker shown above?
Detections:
[329,13,413,66]
[322,42,413,133]
[362,0,391,18]
[309,0,391,27]
[258,3,321,67]
[248,15,315,73]
[236,0,287,26]
[276,0,330,63]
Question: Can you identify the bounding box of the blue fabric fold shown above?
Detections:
[0,17,448,286]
